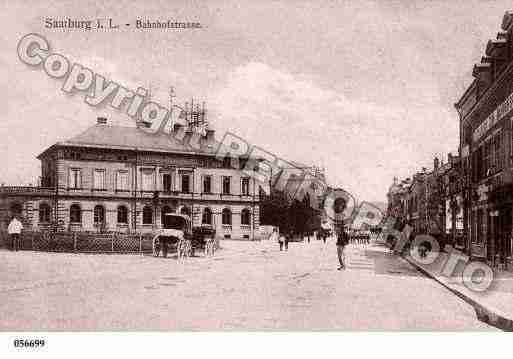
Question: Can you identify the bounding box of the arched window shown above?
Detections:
[143,206,153,224]
[117,206,128,224]
[241,208,251,225]
[94,205,105,224]
[180,206,191,218]
[70,204,81,223]
[202,207,212,225]
[222,208,232,225]
[39,203,51,223]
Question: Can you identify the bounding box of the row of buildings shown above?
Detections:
[387,11,513,270]
[387,155,464,248]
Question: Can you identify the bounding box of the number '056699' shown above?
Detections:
[13,339,45,348]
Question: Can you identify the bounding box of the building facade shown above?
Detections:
[0,117,265,240]
[455,11,513,266]
[386,156,454,245]
[442,154,466,249]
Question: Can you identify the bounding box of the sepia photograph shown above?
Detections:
[1,0,513,356]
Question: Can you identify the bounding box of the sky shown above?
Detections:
[0,0,511,202]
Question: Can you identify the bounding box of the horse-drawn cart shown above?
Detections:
[152,214,217,258]
[152,214,192,258]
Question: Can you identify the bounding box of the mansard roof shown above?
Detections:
[37,124,220,158]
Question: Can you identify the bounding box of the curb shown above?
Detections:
[403,256,513,331]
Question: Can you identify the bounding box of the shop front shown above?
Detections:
[488,182,513,269]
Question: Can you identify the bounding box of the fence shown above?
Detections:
[0,231,155,254]
[0,231,222,255]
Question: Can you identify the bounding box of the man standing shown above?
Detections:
[336,225,349,270]
[284,231,292,251]
[278,231,285,251]
[8,216,23,251]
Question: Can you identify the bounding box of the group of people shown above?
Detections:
[268,225,351,271]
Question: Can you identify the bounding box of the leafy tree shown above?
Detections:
[260,189,322,235]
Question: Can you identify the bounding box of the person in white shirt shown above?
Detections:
[8,216,23,251]
[272,228,286,251]
[269,228,284,251]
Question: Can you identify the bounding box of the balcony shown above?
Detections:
[0,186,55,196]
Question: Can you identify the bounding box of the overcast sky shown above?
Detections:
[1,0,511,202]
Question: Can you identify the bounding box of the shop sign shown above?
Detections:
[497,90,513,121]
[473,90,513,142]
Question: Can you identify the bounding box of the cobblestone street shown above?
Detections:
[0,239,496,330]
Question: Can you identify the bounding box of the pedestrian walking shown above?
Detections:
[284,231,292,251]
[278,232,286,251]
[336,226,349,270]
[269,228,278,242]
[8,216,23,251]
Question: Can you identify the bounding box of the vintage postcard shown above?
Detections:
[1,0,512,356]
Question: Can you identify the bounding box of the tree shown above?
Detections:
[260,189,291,231]
[260,189,322,235]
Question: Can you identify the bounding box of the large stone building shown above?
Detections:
[0,117,264,240]
[455,11,513,266]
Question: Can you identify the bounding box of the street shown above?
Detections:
[0,239,496,330]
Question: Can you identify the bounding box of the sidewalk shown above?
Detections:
[402,248,513,331]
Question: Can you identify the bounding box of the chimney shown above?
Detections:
[448,153,453,165]
[97,117,107,125]
[434,157,439,170]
